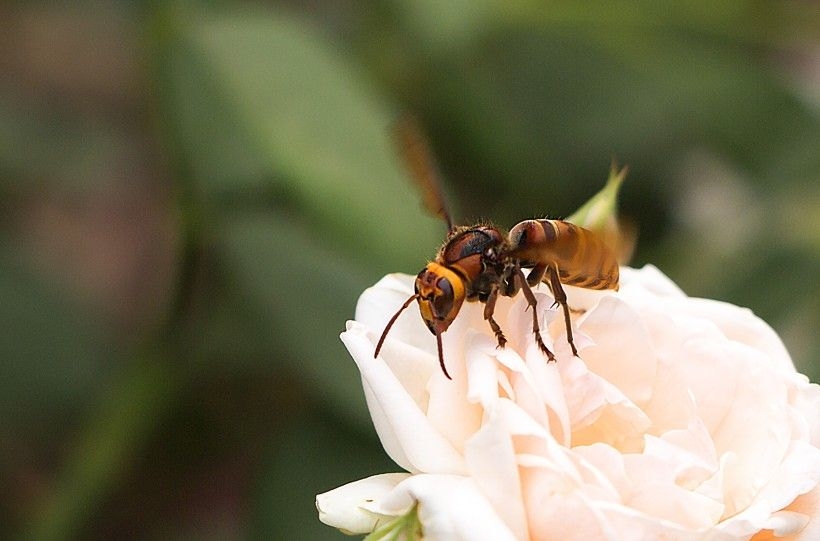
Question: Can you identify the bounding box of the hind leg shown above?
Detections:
[513,264,555,362]
[546,264,577,357]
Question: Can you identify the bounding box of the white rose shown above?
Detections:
[317,265,820,540]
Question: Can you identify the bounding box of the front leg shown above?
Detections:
[483,283,507,349]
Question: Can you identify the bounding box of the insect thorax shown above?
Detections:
[440,226,506,262]
[437,225,513,302]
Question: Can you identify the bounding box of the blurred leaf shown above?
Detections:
[499,1,820,45]
[25,358,177,541]
[251,409,396,540]
[156,7,442,270]
[212,213,374,429]
[405,18,820,230]
[386,0,497,52]
[775,191,820,254]
[0,243,110,424]
[0,95,135,195]
[763,130,820,195]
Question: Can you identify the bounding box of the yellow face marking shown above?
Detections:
[416,262,467,333]
[418,296,435,323]
[425,263,465,304]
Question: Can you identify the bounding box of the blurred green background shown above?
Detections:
[1,1,818,539]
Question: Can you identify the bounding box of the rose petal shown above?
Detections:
[341,322,466,474]
[592,500,738,541]
[621,449,724,529]
[717,440,820,538]
[578,295,659,405]
[791,379,820,447]
[519,344,572,446]
[316,473,410,534]
[786,483,820,540]
[505,290,558,356]
[701,347,793,516]
[557,355,651,452]
[464,407,530,540]
[376,474,518,541]
[574,443,628,488]
[762,510,810,537]
[465,333,504,410]
[620,265,687,298]
[520,460,622,541]
[670,297,794,373]
[426,336,484,453]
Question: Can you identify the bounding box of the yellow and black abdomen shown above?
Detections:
[508,219,619,291]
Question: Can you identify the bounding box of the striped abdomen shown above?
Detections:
[508,219,619,290]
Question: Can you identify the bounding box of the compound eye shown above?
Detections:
[433,278,454,319]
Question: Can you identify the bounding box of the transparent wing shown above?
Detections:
[392,116,454,231]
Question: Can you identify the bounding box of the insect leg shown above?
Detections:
[502,262,545,295]
[514,264,555,362]
[546,264,578,357]
[483,284,507,348]
[525,263,547,287]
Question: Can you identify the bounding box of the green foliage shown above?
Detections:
[0,245,109,424]
[213,213,374,428]
[1,1,818,538]
[155,7,441,269]
[251,410,396,540]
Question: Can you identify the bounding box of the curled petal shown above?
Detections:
[464,405,530,539]
[786,484,820,540]
[341,321,466,474]
[716,441,820,538]
[375,474,518,541]
[316,473,410,534]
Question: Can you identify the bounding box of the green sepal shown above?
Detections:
[362,504,422,541]
[567,162,628,234]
